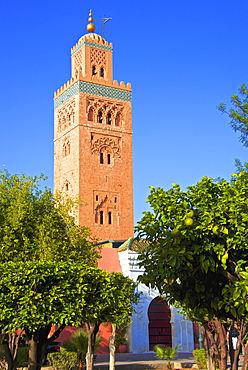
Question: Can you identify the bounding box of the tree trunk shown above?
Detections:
[202,321,217,370]
[229,322,234,367]
[85,322,100,370]
[28,336,39,370]
[241,341,248,370]
[232,319,247,370]
[27,328,49,370]
[1,340,13,370]
[27,324,65,370]
[0,330,23,370]
[214,319,227,370]
[109,323,116,370]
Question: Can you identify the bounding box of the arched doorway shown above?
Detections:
[148,296,172,350]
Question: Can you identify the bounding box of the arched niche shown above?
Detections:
[148,296,172,350]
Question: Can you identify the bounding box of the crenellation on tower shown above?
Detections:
[54,78,132,100]
[54,32,131,102]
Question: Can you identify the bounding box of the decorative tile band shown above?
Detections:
[54,81,132,109]
[71,41,113,56]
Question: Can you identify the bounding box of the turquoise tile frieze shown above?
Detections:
[54,81,131,109]
[54,83,80,109]
[71,41,112,56]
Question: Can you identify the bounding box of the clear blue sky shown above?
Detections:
[0,0,248,225]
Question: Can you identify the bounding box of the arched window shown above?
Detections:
[106,112,112,125]
[63,141,70,157]
[65,183,69,191]
[69,114,74,125]
[115,113,121,126]
[92,66,97,76]
[63,143,66,157]
[107,153,111,165]
[62,116,66,128]
[88,108,93,121]
[97,111,103,123]
[100,67,104,78]
[66,114,70,125]
[100,152,104,164]
[100,211,104,224]
[108,212,112,224]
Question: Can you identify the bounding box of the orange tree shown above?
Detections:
[0,170,100,370]
[76,271,139,370]
[136,172,248,370]
[0,171,139,370]
[0,262,138,370]
[0,261,89,370]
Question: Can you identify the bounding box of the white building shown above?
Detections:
[118,239,194,353]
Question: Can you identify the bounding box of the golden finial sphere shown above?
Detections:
[87,23,95,32]
[86,10,95,33]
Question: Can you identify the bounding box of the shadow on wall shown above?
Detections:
[56,323,112,354]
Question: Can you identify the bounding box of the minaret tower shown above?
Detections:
[54,11,133,241]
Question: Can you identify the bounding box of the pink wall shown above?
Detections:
[56,248,122,353]
[97,247,122,273]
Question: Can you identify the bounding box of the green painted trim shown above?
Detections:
[54,80,132,109]
[71,40,112,56]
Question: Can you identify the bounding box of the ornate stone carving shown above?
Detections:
[91,137,121,157]
[56,100,76,132]
[95,194,116,210]
[86,97,124,125]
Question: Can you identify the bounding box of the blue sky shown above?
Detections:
[0,0,248,224]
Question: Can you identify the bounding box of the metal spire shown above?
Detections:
[102,16,112,38]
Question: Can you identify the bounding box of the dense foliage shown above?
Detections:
[136,172,248,370]
[0,170,100,370]
[0,170,99,264]
[0,170,139,370]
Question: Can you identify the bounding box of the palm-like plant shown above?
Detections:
[154,345,180,370]
[62,329,102,369]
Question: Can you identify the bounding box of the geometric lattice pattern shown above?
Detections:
[71,40,112,56]
[54,81,132,109]
[73,49,82,68]
[90,49,106,67]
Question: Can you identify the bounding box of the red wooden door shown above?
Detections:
[148,296,172,350]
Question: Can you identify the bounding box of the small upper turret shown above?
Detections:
[54,10,131,101]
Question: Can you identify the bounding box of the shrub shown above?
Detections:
[193,348,207,369]
[48,348,77,370]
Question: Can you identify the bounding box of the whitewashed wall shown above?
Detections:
[118,248,194,353]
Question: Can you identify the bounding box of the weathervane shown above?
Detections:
[102,16,112,38]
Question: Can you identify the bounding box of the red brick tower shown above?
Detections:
[54,11,133,241]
